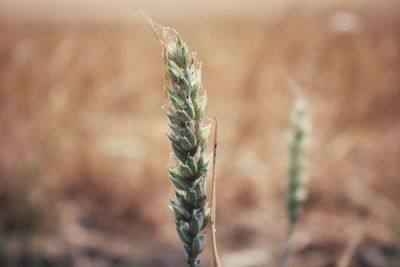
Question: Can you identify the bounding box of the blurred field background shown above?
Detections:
[0,0,400,266]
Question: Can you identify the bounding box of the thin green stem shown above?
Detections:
[283,224,294,267]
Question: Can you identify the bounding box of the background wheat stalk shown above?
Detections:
[146,17,211,267]
[283,98,310,267]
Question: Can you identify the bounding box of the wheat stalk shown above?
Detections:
[283,98,310,267]
[210,117,221,267]
[146,17,211,267]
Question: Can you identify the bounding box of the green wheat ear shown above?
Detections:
[147,18,211,267]
[283,98,311,267]
[286,98,310,229]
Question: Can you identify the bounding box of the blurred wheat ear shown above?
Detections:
[283,97,310,267]
[145,16,211,267]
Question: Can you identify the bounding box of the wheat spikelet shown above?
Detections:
[286,98,309,228]
[147,18,211,267]
[283,98,310,267]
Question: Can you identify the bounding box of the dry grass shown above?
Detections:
[0,2,400,266]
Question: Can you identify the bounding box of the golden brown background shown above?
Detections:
[0,0,400,266]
